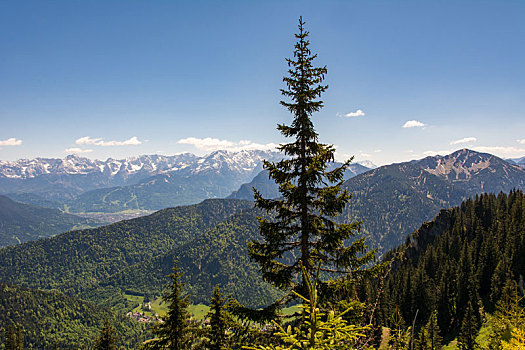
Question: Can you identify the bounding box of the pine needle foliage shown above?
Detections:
[497,281,525,349]
[143,260,192,350]
[248,16,375,295]
[4,324,23,350]
[95,319,118,350]
[243,262,369,350]
[206,285,231,350]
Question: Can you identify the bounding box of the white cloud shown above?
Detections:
[338,109,365,118]
[450,137,477,145]
[76,136,142,146]
[473,146,525,157]
[65,147,93,154]
[360,153,371,158]
[374,149,382,153]
[0,138,22,146]
[177,137,278,152]
[402,120,425,128]
[518,139,525,144]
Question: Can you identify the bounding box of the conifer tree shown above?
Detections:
[94,319,118,350]
[248,16,375,296]
[143,260,192,350]
[415,310,442,350]
[457,301,479,350]
[4,324,23,350]
[206,285,230,350]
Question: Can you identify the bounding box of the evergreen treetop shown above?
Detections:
[143,260,192,350]
[248,16,375,295]
[94,319,118,350]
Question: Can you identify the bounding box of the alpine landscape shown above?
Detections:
[1,1,524,349]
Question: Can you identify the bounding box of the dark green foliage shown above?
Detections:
[415,310,442,350]
[458,301,480,350]
[0,195,100,247]
[4,324,23,350]
[100,208,281,308]
[0,283,145,348]
[487,280,525,348]
[376,190,525,340]
[248,17,375,295]
[144,261,192,350]
[95,319,118,350]
[206,286,230,350]
[0,199,251,296]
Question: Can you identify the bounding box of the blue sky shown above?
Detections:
[1,0,524,165]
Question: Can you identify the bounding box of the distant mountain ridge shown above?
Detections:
[228,162,371,200]
[343,148,525,250]
[0,150,284,209]
[0,153,198,180]
[508,155,525,168]
[1,150,524,312]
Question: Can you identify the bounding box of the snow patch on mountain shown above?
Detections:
[0,150,280,180]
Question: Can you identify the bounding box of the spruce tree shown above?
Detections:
[94,319,118,350]
[206,285,230,350]
[143,260,192,350]
[458,301,479,350]
[4,324,23,350]
[415,310,442,350]
[248,16,375,296]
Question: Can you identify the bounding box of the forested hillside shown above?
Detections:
[372,190,525,341]
[0,199,252,294]
[0,283,146,348]
[97,209,280,308]
[0,195,101,247]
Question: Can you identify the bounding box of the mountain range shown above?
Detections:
[1,150,373,214]
[1,148,525,348]
[0,151,280,212]
[229,149,525,251]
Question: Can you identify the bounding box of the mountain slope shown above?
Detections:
[64,150,282,212]
[0,195,101,247]
[374,190,525,337]
[0,153,198,195]
[342,149,525,251]
[228,162,371,200]
[0,199,252,294]
[96,208,280,308]
[0,283,146,348]
[508,156,525,168]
